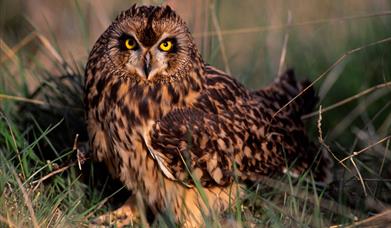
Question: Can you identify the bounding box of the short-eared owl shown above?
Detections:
[85,4,332,227]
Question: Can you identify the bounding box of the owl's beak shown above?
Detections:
[143,52,152,78]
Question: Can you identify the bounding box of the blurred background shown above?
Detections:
[0,0,390,226]
[1,0,390,142]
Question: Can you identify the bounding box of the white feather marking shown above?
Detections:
[142,130,177,181]
[282,167,299,178]
[141,122,193,188]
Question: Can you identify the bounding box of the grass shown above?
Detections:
[1,0,391,227]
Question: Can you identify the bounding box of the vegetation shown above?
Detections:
[0,0,390,227]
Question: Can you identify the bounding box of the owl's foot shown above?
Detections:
[91,196,142,227]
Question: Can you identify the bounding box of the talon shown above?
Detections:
[90,196,140,227]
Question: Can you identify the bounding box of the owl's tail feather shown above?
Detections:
[274,69,318,116]
[252,69,318,117]
[254,69,333,184]
[286,143,334,185]
[279,70,333,184]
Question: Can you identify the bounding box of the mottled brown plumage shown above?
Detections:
[85,5,332,227]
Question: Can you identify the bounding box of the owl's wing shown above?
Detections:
[144,108,244,188]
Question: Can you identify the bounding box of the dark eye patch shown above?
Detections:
[118,34,139,51]
[161,37,178,53]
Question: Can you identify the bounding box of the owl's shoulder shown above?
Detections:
[190,65,250,115]
[204,65,247,93]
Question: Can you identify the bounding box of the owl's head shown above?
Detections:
[90,5,202,83]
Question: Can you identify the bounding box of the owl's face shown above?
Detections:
[99,5,198,83]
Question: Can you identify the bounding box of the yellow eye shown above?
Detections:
[125,38,136,50]
[159,41,173,52]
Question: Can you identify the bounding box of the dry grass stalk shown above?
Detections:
[0,215,16,228]
[31,134,89,192]
[0,30,73,74]
[84,185,126,221]
[31,163,76,193]
[0,93,83,111]
[349,157,367,196]
[330,210,391,228]
[330,91,388,137]
[277,11,292,76]
[0,38,18,66]
[12,169,39,228]
[0,32,37,64]
[339,135,391,164]
[210,2,231,75]
[193,11,391,38]
[273,36,391,119]
[303,81,391,119]
[260,176,359,220]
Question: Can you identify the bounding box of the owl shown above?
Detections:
[84,4,332,227]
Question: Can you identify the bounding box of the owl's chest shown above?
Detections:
[96,86,168,159]
[94,97,162,190]
[89,77,201,184]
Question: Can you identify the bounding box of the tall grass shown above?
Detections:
[1,0,390,227]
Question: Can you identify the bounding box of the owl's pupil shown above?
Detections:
[163,42,168,47]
